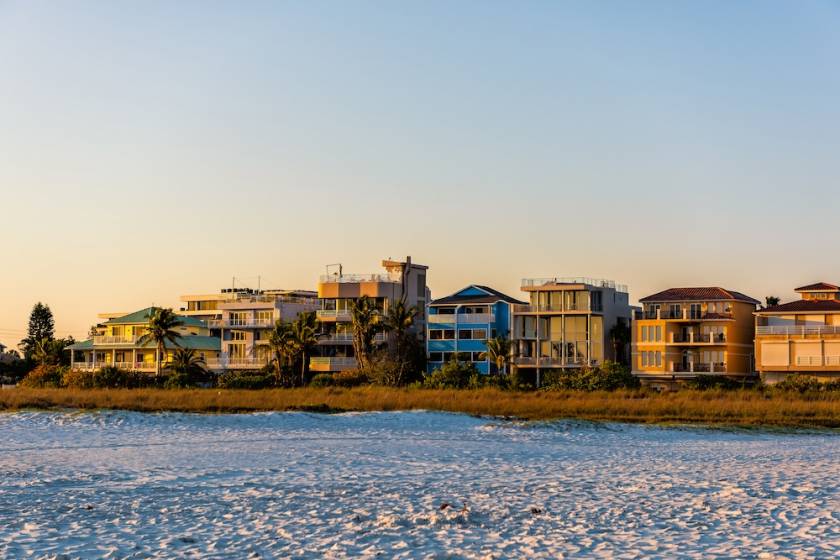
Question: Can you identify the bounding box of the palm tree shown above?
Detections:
[290,311,320,386]
[170,348,207,381]
[137,307,183,377]
[32,338,65,366]
[765,296,781,308]
[349,296,380,370]
[268,320,295,385]
[382,300,418,351]
[480,336,511,376]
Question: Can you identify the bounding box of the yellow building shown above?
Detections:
[632,288,759,387]
[754,282,840,383]
[69,307,221,372]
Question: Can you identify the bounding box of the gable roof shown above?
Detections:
[430,285,526,306]
[756,299,840,314]
[794,282,839,292]
[105,307,206,328]
[639,287,760,305]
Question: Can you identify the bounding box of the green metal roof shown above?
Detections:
[68,339,93,350]
[105,307,207,328]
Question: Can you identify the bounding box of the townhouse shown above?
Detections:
[632,287,759,386]
[426,285,525,374]
[754,282,840,383]
[311,257,429,373]
[510,277,632,382]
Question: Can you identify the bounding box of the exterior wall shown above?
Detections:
[426,300,512,374]
[755,313,840,383]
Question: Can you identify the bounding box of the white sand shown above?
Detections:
[0,410,838,558]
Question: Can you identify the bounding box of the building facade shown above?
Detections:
[511,278,632,381]
[426,285,524,374]
[68,307,221,372]
[632,287,759,386]
[754,282,840,383]
[311,257,429,373]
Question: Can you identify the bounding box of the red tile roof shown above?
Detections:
[794,282,839,292]
[756,299,840,314]
[639,287,760,305]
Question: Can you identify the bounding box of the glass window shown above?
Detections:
[655,326,661,341]
[458,329,472,340]
[472,352,484,362]
[641,352,648,366]
[641,326,647,342]
[429,330,443,340]
[473,329,487,340]
[429,352,443,362]
[655,351,662,367]
[443,330,455,340]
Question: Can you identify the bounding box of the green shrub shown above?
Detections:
[216,370,275,389]
[423,360,479,389]
[62,366,155,389]
[509,368,535,390]
[163,371,191,389]
[541,361,639,391]
[684,374,743,390]
[331,369,369,388]
[309,373,335,388]
[19,365,65,388]
[773,374,840,393]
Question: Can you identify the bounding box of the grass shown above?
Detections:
[1,386,840,428]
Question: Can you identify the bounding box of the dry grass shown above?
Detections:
[1,387,839,428]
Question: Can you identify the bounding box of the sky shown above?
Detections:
[2,1,840,347]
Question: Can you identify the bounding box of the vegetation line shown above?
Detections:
[2,387,839,428]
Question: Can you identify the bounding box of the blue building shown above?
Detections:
[426,285,526,374]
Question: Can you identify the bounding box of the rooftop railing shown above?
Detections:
[757,325,840,336]
[319,273,398,284]
[521,277,627,293]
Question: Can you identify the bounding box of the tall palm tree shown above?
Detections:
[765,296,781,308]
[290,311,320,386]
[349,296,380,370]
[268,319,295,385]
[137,307,183,377]
[170,348,207,380]
[481,336,511,376]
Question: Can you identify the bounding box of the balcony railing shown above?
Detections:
[756,325,840,336]
[428,313,495,324]
[512,303,598,313]
[795,356,823,367]
[318,333,386,344]
[671,332,727,344]
[319,274,397,284]
[671,362,727,373]
[93,335,139,345]
[512,356,589,367]
[223,319,275,328]
[316,309,353,321]
[521,277,627,293]
[644,309,733,320]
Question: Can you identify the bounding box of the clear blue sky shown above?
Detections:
[2,1,839,345]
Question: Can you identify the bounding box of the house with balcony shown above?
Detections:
[216,289,318,369]
[311,257,429,373]
[510,277,632,384]
[68,307,222,373]
[754,282,840,383]
[426,285,525,374]
[632,287,760,386]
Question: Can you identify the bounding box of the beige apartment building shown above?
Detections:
[510,277,632,383]
[755,282,840,383]
[632,287,759,386]
[311,257,429,373]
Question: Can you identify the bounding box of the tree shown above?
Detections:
[289,311,320,386]
[481,336,512,376]
[137,307,183,377]
[609,322,631,365]
[765,296,781,308]
[349,296,380,370]
[382,300,418,345]
[268,320,296,386]
[169,348,208,386]
[19,302,55,360]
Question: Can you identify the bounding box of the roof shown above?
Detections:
[105,307,207,328]
[430,285,526,306]
[68,335,220,351]
[639,287,760,305]
[794,282,839,292]
[756,299,840,314]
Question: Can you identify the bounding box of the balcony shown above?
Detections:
[309,357,358,372]
[428,313,495,324]
[512,303,598,314]
[671,362,727,373]
[512,356,589,367]
[644,309,733,321]
[318,333,386,344]
[316,309,353,321]
[71,361,156,372]
[670,332,727,344]
[222,319,274,328]
[756,325,840,336]
[93,335,139,345]
[521,277,627,293]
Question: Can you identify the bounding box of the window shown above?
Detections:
[473,329,487,340]
[458,329,472,340]
[491,329,497,338]
[443,330,455,340]
[669,304,681,319]
[430,330,443,340]
[655,351,662,367]
[457,352,471,362]
[429,352,443,362]
[256,310,273,324]
[655,326,661,342]
[641,326,647,342]
[231,331,246,341]
[641,352,648,367]
[442,352,454,362]
[230,312,248,326]
[472,352,484,362]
